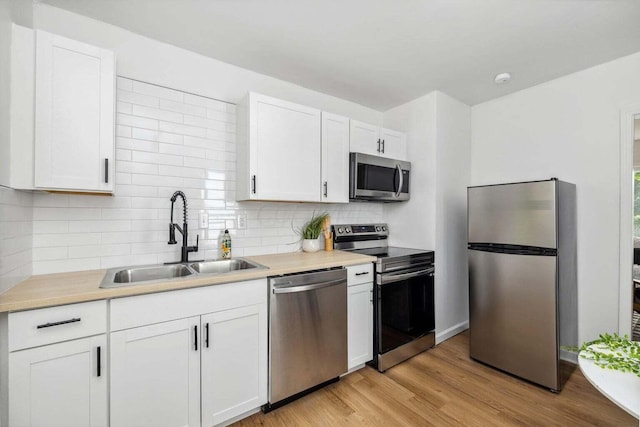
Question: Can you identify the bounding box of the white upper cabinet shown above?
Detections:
[321,112,350,203]
[33,30,115,193]
[237,92,321,202]
[350,120,407,160]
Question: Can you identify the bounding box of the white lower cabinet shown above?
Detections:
[9,334,107,427]
[109,279,268,427]
[346,263,374,370]
[201,304,267,426]
[110,317,201,427]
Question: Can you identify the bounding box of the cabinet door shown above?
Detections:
[201,303,267,426]
[348,282,373,370]
[110,317,201,427]
[9,335,107,427]
[350,120,381,156]
[34,30,114,192]
[250,94,321,201]
[379,127,407,160]
[321,112,349,203]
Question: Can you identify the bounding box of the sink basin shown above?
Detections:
[190,259,265,275]
[100,258,267,288]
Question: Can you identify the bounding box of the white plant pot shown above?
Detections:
[302,239,321,253]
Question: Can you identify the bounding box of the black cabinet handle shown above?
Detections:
[97,346,101,377]
[377,139,381,153]
[37,318,81,329]
[194,325,198,351]
[323,181,328,197]
[381,139,385,153]
[251,175,256,194]
[104,158,109,183]
[355,271,369,276]
[204,323,210,348]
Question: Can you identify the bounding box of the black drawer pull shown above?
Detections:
[37,318,81,329]
[97,346,101,377]
[355,272,370,276]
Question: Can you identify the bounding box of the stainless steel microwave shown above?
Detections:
[349,152,410,202]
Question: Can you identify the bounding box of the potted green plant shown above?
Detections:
[297,212,330,253]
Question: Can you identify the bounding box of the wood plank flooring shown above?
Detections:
[234,331,637,426]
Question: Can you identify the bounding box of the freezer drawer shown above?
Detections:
[469,249,559,389]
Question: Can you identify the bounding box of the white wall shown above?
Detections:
[434,92,471,341]
[471,51,640,343]
[32,3,382,125]
[0,0,11,187]
[383,92,437,250]
[383,91,472,343]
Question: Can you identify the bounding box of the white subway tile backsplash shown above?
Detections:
[33,232,101,248]
[159,121,207,138]
[159,99,207,117]
[133,104,183,123]
[131,151,183,166]
[132,80,183,102]
[158,165,205,179]
[34,207,101,221]
[116,77,133,91]
[159,142,205,158]
[117,160,159,175]
[183,93,227,111]
[183,114,227,131]
[117,89,160,108]
[117,137,159,153]
[116,125,132,138]
[117,113,159,130]
[29,78,384,275]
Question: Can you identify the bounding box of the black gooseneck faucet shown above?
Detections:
[168,190,199,263]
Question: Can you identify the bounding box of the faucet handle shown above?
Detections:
[188,234,199,253]
[168,223,177,245]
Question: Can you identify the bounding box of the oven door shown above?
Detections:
[375,266,435,355]
[350,152,410,201]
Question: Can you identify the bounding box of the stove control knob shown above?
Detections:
[376,226,381,232]
[337,227,344,234]
[345,228,351,233]
[382,226,387,232]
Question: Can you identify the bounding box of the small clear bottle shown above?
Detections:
[221,229,232,259]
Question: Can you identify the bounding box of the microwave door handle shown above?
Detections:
[395,164,403,198]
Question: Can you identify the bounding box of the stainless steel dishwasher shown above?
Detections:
[265,268,347,411]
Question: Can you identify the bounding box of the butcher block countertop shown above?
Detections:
[0,250,375,313]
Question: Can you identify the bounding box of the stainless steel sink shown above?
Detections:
[100,258,267,288]
[190,259,265,275]
[113,264,193,283]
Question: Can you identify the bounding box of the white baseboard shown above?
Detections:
[436,320,469,344]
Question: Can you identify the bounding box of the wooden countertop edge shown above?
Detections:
[0,251,376,313]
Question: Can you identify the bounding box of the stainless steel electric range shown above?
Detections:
[332,223,435,372]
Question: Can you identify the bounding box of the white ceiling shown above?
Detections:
[41,0,640,111]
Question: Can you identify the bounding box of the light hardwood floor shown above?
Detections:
[235,331,636,426]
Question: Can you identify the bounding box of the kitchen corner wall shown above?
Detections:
[31,78,383,275]
[0,186,33,294]
[383,91,471,344]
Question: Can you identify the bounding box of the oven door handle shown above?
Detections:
[272,278,345,294]
[380,268,434,285]
[395,164,404,198]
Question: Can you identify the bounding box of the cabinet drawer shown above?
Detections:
[110,279,267,331]
[9,300,107,351]
[347,263,374,286]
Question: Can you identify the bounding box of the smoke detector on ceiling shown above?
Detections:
[494,72,511,84]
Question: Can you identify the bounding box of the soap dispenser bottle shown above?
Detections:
[221,229,232,259]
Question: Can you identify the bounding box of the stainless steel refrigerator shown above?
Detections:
[468,179,577,391]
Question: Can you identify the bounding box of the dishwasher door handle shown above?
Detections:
[272,278,345,294]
